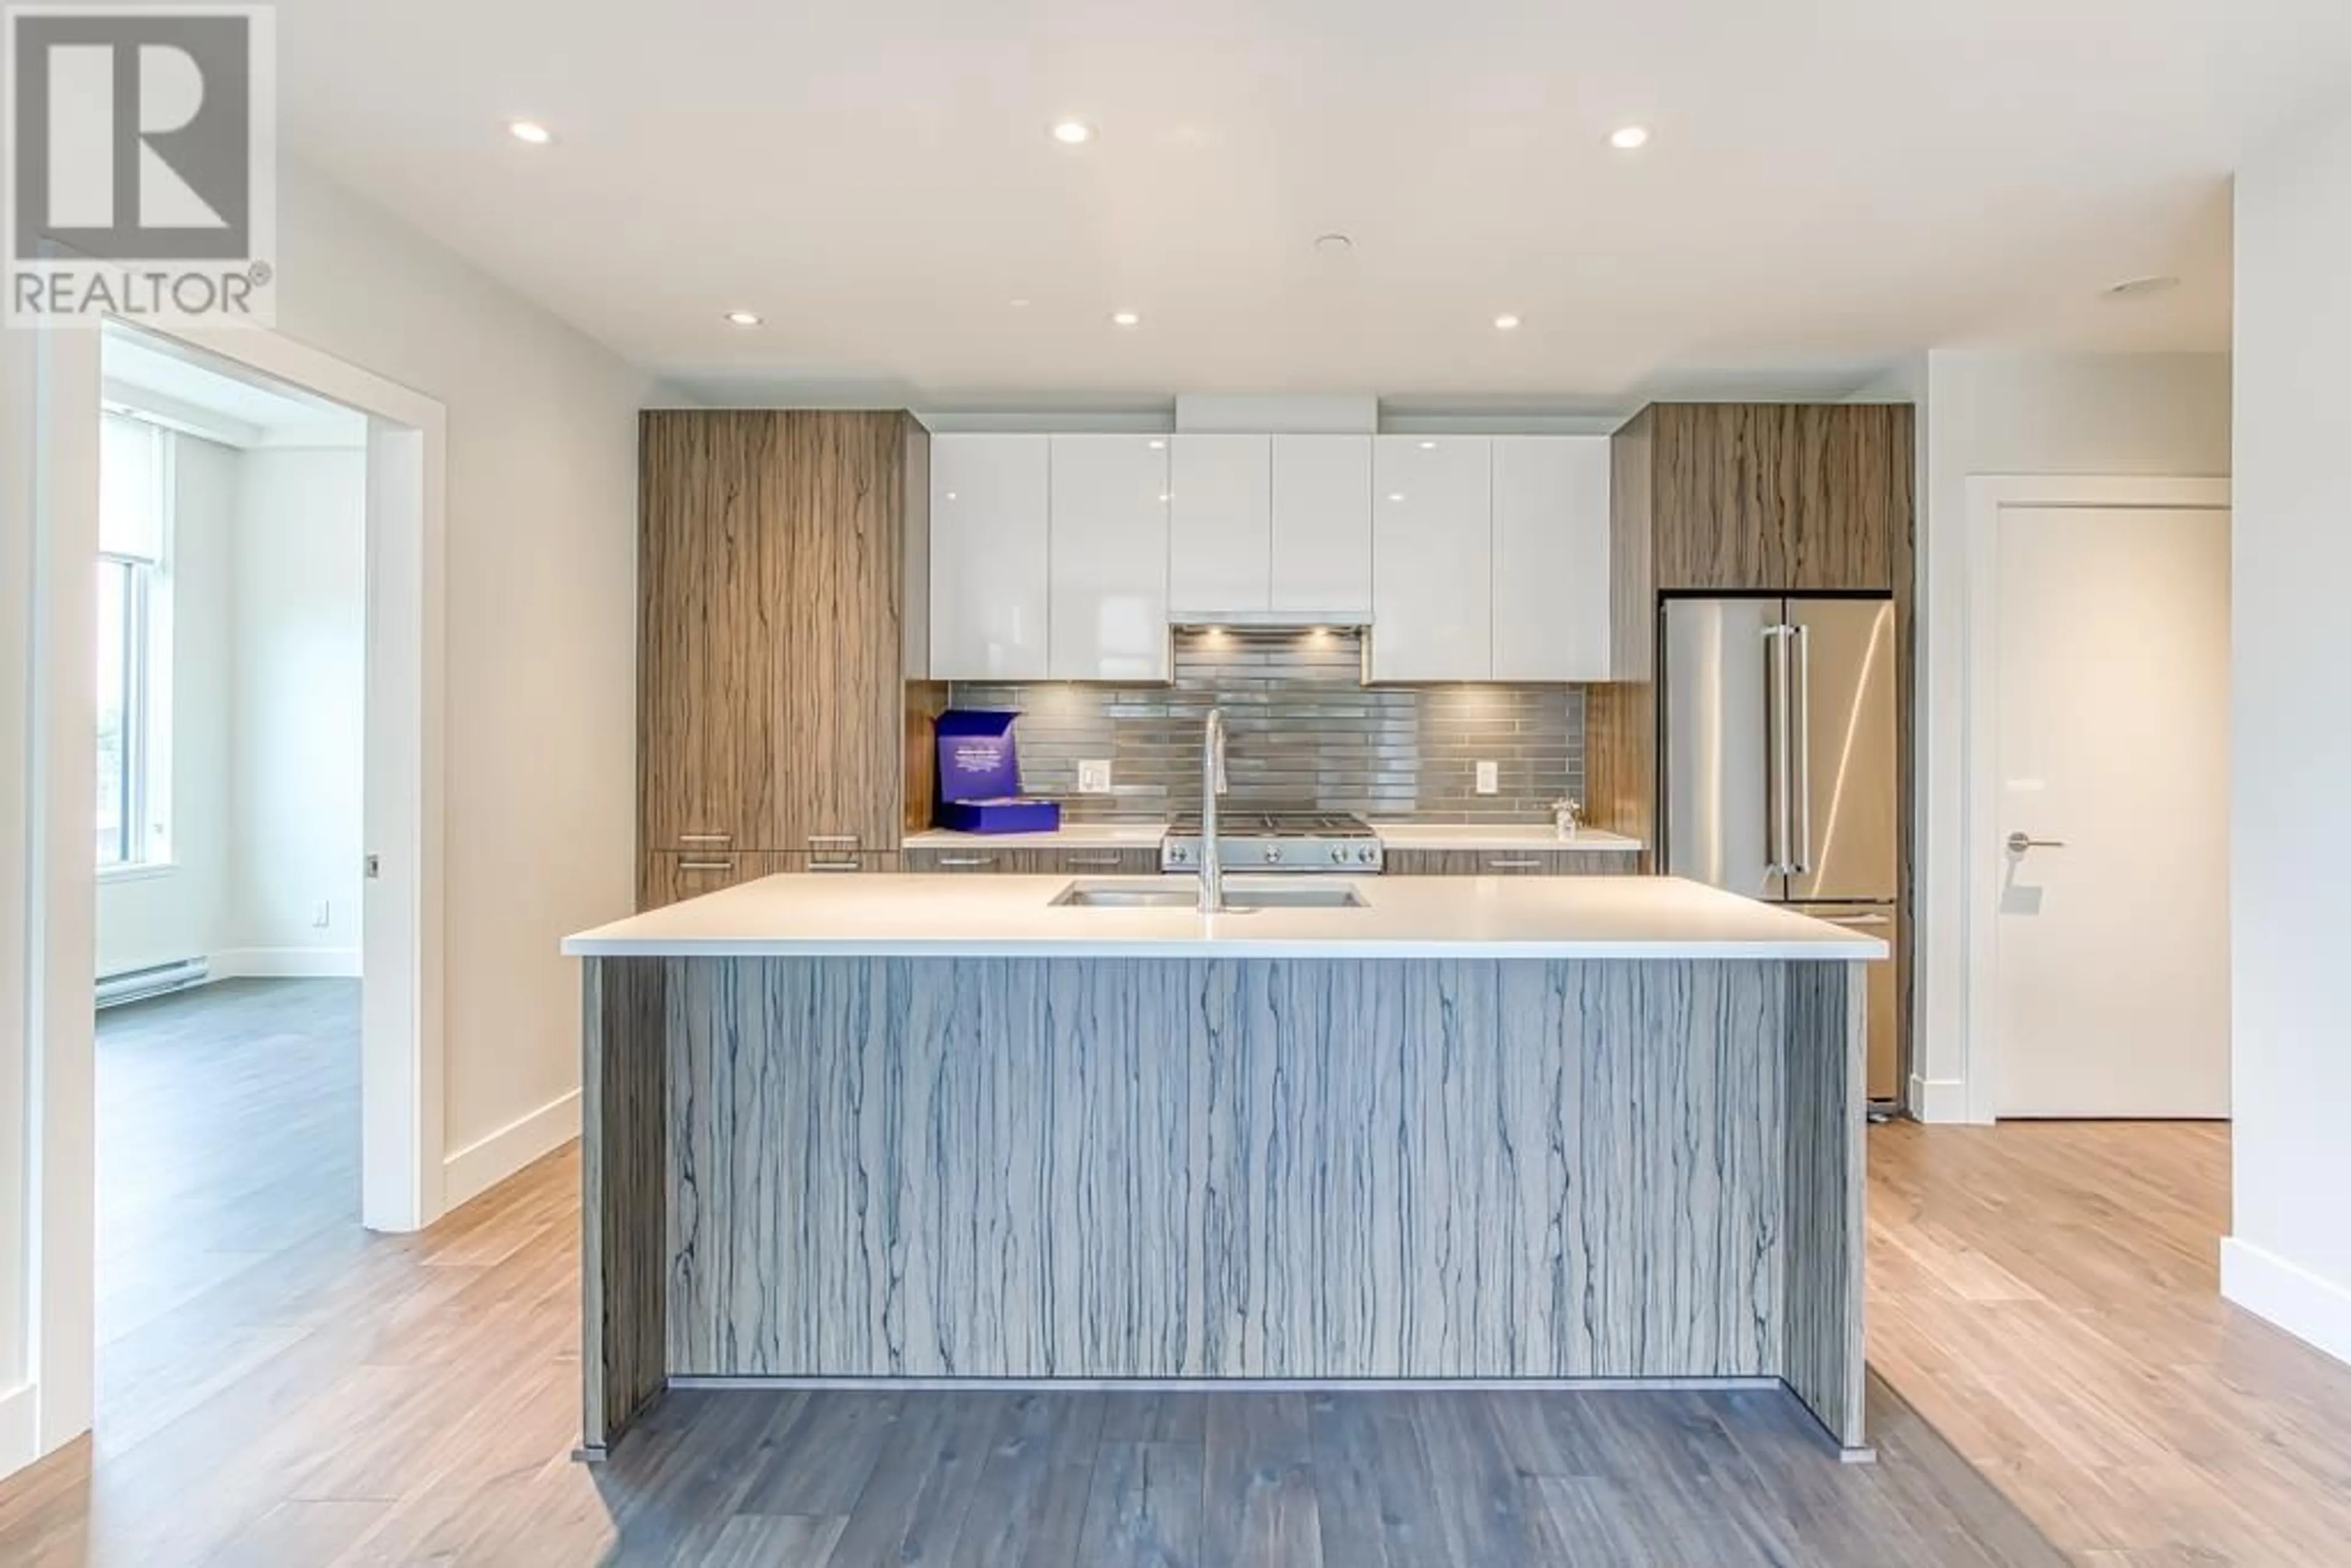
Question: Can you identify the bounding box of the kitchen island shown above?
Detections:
[563,874,1880,1461]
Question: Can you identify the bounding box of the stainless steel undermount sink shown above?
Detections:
[1051,879,1367,912]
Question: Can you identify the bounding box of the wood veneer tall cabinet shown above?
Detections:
[638,410,924,908]
[1588,400,1916,1101]
[1589,402,1915,853]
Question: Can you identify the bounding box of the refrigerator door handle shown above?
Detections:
[1792,621,1814,876]
[1764,623,1796,876]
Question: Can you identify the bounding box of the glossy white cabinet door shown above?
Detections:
[1048,435,1171,681]
[1369,437,1494,681]
[1493,435,1612,681]
[1169,435,1272,617]
[1271,435,1373,619]
[930,434,1051,680]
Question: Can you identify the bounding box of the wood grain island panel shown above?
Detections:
[582,950,1868,1459]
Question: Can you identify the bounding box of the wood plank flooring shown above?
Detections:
[1,980,2222,1566]
[1870,1120,2351,1564]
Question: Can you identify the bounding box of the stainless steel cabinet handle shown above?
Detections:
[1792,622,1813,876]
[808,834,860,847]
[1817,913,1892,928]
[1067,855,1125,867]
[809,858,862,872]
[938,855,994,868]
[1485,858,1547,869]
[677,860,735,872]
[678,833,732,846]
[2005,833,2067,855]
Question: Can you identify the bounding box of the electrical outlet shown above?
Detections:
[1078,759,1114,795]
[312,901,332,929]
[1475,760,1499,795]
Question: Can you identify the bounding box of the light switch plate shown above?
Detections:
[1078,759,1114,795]
[312,901,332,929]
[1475,760,1499,795]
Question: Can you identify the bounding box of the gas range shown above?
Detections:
[1160,811,1385,874]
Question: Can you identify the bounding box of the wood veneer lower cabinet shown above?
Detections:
[639,852,762,911]
[639,851,902,909]
[1384,848,1637,877]
[902,846,1161,876]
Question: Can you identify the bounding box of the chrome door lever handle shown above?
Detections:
[2005,832,2067,855]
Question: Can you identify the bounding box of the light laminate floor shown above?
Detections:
[1869,1119,2351,1564]
[0,982,2129,1564]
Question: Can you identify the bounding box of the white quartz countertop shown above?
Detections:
[903,823,1643,853]
[563,874,1880,960]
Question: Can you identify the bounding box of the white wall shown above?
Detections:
[2225,102,2351,1365]
[93,440,369,979]
[1913,349,2232,1120]
[95,434,238,977]
[227,449,366,972]
[1,156,659,1479]
[266,165,657,1172]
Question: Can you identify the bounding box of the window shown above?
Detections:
[96,411,173,871]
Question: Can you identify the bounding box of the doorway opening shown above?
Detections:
[93,328,372,1368]
[9,317,447,1466]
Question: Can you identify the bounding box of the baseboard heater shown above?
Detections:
[96,957,209,1009]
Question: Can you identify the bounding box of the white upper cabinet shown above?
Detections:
[1271,436,1373,619]
[1368,437,1494,681]
[930,433,1050,681]
[1048,435,1171,681]
[1168,435,1272,618]
[1492,435,1612,681]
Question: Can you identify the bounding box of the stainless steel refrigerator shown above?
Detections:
[1661,596,1902,1103]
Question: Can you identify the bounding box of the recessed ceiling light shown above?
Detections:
[722,309,762,328]
[1010,297,1032,309]
[1051,119,1095,145]
[1147,439,1166,449]
[508,119,553,145]
[1493,313,1522,331]
[1314,233,1354,255]
[1609,125,1651,151]
[1417,440,1437,450]
[1387,492,1406,503]
[2104,274,2181,301]
[1111,310,1141,328]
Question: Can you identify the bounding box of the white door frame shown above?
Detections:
[13,318,446,1464]
[1962,474,2232,1124]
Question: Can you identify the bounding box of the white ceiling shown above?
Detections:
[276,0,2351,409]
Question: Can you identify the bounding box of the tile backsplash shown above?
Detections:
[949,628,1585,823]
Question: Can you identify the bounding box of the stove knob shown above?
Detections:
[1356,844,1377,864]
[1330,846,1347,863]
[1169,844,1190,865]
[1264,844,1282,865]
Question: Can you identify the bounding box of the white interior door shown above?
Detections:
[1993,504,2230,1118]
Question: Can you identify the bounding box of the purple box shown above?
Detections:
[934,710,1062,835]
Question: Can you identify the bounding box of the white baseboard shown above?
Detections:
[209,946,362,980]
[0,1380,37,1484]
[441,1088,581,1210]
[1907,1073,1979,1124]
[2221,1237,2351,1367]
